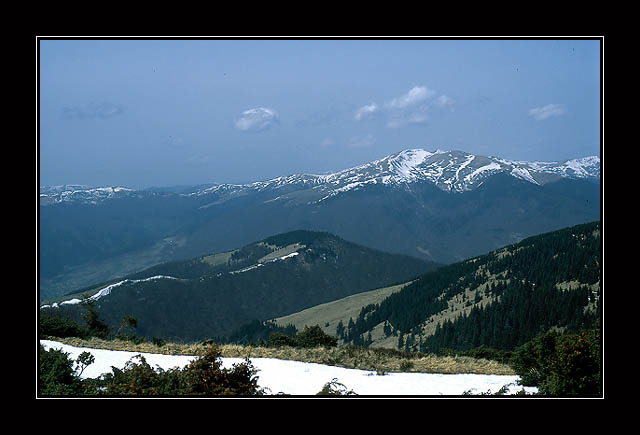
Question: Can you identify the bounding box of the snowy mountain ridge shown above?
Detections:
[184,149,600,203]
[39,149,600,205]
[307,149,600,194]
[39,185,136,205]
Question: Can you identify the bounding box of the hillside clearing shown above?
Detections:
[273,281,413,339]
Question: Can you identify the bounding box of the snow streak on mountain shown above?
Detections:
[172,149,600,202]
[39,149,600,205]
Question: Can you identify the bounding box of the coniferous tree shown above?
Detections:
[383,321,392,337]
[81,297,110,339]
[336,320,345,339]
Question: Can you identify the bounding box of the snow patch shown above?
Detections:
[455,154,475,181]
[388,149,431,180]
[229,251,300,274]
[278,252,299,260]
[40,275,180,309]
[464,162,501,183]
[510,167,540,185]
[39,340,538,396]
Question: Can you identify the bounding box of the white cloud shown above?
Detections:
[234,107,279,132]
[354,103,378,121]
[61,102,125,120]
[385,86,435,109]
[354,85,453,130]
[528,104,566,121]
[435,94,455,108]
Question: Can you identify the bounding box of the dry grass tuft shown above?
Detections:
[48,337,515,375]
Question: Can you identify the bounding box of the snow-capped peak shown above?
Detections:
[298,148,600,201]
[385,148,433,179]
[40,149,600,206]
[39,185,141,205]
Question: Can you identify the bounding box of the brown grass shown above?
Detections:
[48,336,515,375]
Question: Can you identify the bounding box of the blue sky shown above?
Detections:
[38,38,601,189]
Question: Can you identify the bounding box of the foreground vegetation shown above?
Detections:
[39,310,601,396]
[40,342,264,396]
[39,221,603,397]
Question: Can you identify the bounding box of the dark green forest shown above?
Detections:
[341,221,601,353]
[41,231,437,342]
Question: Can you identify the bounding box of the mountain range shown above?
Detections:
[40,149,599,205]
[39,148,600,301]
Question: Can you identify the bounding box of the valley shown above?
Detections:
[40,230,437,341]
[40,221,601,357]
[38,148,600,301]
[38,148,602,395]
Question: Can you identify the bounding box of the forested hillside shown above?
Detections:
[40,231,437,342]
[339,221,601,353]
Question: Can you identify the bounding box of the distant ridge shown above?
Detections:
[40,230,438,341]
[40,148,600,205]
[39,148,600,301]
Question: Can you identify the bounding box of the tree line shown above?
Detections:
[340,221,601,354]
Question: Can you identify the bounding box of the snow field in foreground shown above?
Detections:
[40,340,537,396]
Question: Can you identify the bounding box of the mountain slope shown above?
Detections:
[336,221,601,352]
[40,231,438,341]
[40,149,600,205]
[39,148,600,300]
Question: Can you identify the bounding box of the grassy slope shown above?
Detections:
[273,281,413,341]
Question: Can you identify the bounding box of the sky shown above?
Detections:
[38,38,602,190]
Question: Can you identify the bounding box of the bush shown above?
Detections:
[96,345,263,396]
[39,314,87,339]
[510,323,601,396]
[510,331,560,388]
[180,345,263,395]
[40,343,264,396]
[39,345,86,395]
[545,328,601,396]
[265,332,297,347]
[264,325,337,348]
[294,325,338,348]
[100,354,179,395]
[440,345,513,365]
[316,378,356,395]
[152,337,166,347]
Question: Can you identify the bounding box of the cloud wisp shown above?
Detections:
[354,103,378,121]
[355,86,454,129]
[386,86,435,110]
[234,107,280,132]
[60,102,125,120]
[528,103,567,121]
